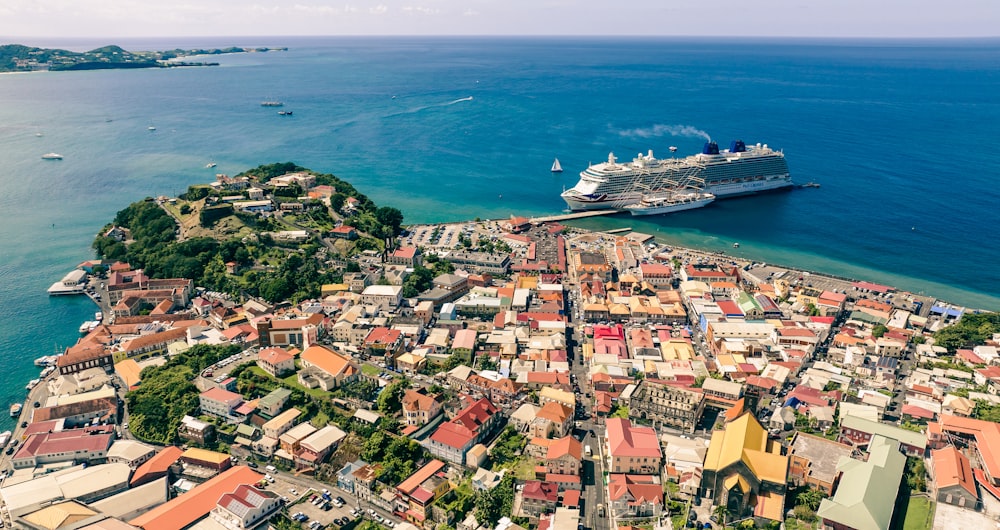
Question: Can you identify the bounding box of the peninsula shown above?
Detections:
[0,44,287,73]
[2,162,998,530]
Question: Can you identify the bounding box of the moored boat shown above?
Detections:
[9,404,22,418]
[561,140,792,211]
[41,153,63,160]
[624,191,715,216]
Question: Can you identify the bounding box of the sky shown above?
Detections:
[0,0,997,40]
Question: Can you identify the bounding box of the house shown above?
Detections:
[295,425,347,470]
[521,480,559,516]
[817,436,906,530]
[530,401,573,439]
[256,347,295,377]
[787,432,855,495]
[386,246,422,268]
[606,418,662,475]
[330,225,358,240]
[199,387,245,423]
[402,389,442,427]
[11,430,115,469]
[298,345,359,391]
[701,411,788,522]
[930,446,979,509]
[426,398,501,466]
[258,388,293,419]
[608,474,663,519]
[362,284,404,311]
[178,415,215,445]
[545,436,582,477]
[262,408,301,440]
[210,484,283,530]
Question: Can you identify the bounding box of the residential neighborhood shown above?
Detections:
[3,166,1000,530]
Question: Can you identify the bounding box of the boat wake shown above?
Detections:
[616,124,711,142]
[384,96,474,119]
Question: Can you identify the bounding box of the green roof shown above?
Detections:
[817,435,906,530]
[236,424,259,437]
[260,387,293,408]
[849,311,888,325]
[839,415,926,448]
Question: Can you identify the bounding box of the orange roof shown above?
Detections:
[938,414,1000,483]
[932,446,977,498]
[131,445,181,486]
[546,435,582,461]
[397,459,445,495]
[300,344,353,378]
[535,401,572,425]
[130,466,262,530]
[258,347,294,365]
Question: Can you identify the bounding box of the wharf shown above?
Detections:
[529,209,621,223]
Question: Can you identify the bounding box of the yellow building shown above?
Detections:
[701,408,788,522]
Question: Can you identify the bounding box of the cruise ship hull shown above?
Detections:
[562,177,793,211]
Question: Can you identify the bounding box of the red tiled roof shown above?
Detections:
[901,404,935,420]
[522,480,559,502]
[606,418,661,459]
[561,489,581,507]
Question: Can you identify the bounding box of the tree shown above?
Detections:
[375,206,404,238]
[906,456,927,492]
[796,488,824,511]
[474,475,514,526]
[872,324,888,338]
[377,379,410,415]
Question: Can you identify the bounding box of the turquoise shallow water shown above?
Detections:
[1,36,999,429]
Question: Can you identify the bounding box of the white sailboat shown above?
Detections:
[551,158,563,173]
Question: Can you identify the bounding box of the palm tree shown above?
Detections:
[713,504,730,528]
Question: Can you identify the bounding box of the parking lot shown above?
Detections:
[288,487,358,529]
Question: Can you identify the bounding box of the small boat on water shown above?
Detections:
[669,146,678,152]
[551,158,563,173]
[624,191,715,216]
[148,126,156,131]
[206,162,217,168]
[95,311,103,321]
[278,110,293,116]
[261,101,284,107]
[9,404,22,418]
[733,242,741,248]
[34,355,59,367]
[0,430,11,448]
[41,153,63,160]
[25,379,40,391]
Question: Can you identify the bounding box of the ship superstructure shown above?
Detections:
[560,140,792,211]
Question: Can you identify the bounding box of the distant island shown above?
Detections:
[0,44,287,73]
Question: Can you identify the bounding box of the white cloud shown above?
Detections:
[370,4,388,15]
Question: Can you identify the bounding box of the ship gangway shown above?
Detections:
[529,209,622,223]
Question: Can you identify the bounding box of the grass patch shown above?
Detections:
[902,496,934,530]
[508,457,540,481]
[361,364,380,377]
[280,371,332,399]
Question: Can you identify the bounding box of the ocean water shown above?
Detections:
[1,36,999,429]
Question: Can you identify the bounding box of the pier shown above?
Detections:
[529,209,622,223]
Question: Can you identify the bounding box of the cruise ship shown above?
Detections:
[560,140,792,211]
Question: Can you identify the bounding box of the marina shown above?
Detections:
[46,269,88,296]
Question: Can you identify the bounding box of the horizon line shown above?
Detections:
[3,34,1000,42]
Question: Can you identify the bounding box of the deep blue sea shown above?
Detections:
[2,36,999,429]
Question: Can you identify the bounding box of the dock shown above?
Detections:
[529,209,621,223]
